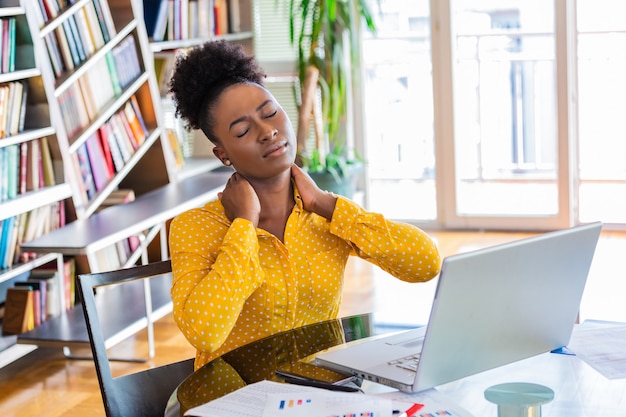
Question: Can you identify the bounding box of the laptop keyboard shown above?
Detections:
[389,353,421,371]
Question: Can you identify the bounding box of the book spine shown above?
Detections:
[74,143,97,200]
[84,132,112,191]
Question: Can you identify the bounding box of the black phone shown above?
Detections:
[276,361,357,386]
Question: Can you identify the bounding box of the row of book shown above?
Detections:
[0,81,28,139]
[0,137,58,203]
[38,0,116,77]
[2,258,75,335]
[144,0,239,42]
[72,96,148,203]
[58,35,142,140]
[0,202,66,271]
[0,17,16,74]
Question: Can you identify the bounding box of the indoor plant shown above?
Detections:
[287,0,377,196]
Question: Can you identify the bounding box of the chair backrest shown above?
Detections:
[77,260,194,417]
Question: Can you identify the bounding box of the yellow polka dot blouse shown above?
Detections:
[169,187,441,370]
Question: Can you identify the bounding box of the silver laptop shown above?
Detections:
[316,222,602,392]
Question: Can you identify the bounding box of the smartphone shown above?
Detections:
[276,361,357,386]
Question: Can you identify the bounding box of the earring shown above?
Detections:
[224,160,231,166]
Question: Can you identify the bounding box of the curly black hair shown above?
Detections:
[168,40,266,143]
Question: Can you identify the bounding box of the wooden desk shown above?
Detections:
[171,314,626,417]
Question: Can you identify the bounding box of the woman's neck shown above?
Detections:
[249,172,295,240]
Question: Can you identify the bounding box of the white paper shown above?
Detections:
[184,380,392,417]
[374,388,475,417]
[567,320,626,379]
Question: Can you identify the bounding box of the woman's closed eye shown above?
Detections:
[263,109,278,119]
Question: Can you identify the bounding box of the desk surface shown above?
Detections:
[172,313,626,417]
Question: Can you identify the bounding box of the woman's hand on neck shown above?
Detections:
[290,164,337,221]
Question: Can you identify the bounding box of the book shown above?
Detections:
[96,127,116,176]
[25,138,42,191]
[29,270,61,318]
[84,57,115,113]
[5,144,18,199]
[84,132,113,191]
[54,26,75,71]
[115,110,139,151]
[105,117,131,163]
[60,19,81,67]
[40,137,57,187]
[197,0,213,38]
[214,0,229,35]
[2,287,35,335]
[32,258,75,312]
[76,77,97,121]
[92,0,117,41]
[66,14,87,64]
[4,17,16,73]
[0,84,8,138]
[69,152,88,206]
[15,211,30,264]
[123,101,147,147]
[166,128,185,169]
[5,210,20,268]
[99,121,125,171]
[17,79,28,133]
[104,51,122,97]
[152,0,169,41]
[15,280,47,325]
[9,80,23,136]
[73,7,96,57]
[83,1,106,49]
[74,143,97,200]
[228,0,241,33]
[109,113,136,157]
[14,283,42,326]
[43,32,64,78]
[0,215,14,268]
[111,36,141,89]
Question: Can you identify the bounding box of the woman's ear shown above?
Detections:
[213,147,231,166]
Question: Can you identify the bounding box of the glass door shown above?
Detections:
[441,0,568,229]
[362,0,437,221]
[576,0,626,226]
[362,0,571,229]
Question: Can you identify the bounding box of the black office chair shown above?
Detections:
[77,260,194,417]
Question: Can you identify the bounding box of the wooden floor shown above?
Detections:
[1,229,625,417]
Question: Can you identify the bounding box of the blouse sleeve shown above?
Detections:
[169,210,263,354]
[329,196,441,282]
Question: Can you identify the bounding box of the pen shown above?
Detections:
[394,403,424,417]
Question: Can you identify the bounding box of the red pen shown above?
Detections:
[398,403,424,417]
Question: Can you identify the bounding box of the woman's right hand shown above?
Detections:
[218,172,260,227]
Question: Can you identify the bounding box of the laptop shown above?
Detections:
[316,222,603,392]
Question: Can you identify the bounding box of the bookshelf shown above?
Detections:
[0,0,231,365]
[0,0,172,363]
[0,1,69,364]
[142,0,255,179]
[28,0,179,220]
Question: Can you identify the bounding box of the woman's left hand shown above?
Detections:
[291,164,337,220]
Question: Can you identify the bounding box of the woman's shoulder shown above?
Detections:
[172,199,228,227]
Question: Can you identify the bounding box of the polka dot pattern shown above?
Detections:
[169,188,441,370]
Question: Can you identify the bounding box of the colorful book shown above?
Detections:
[84,132,112,191]
[74,143,97,200]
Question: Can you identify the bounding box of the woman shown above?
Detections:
[168,40,441,370]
